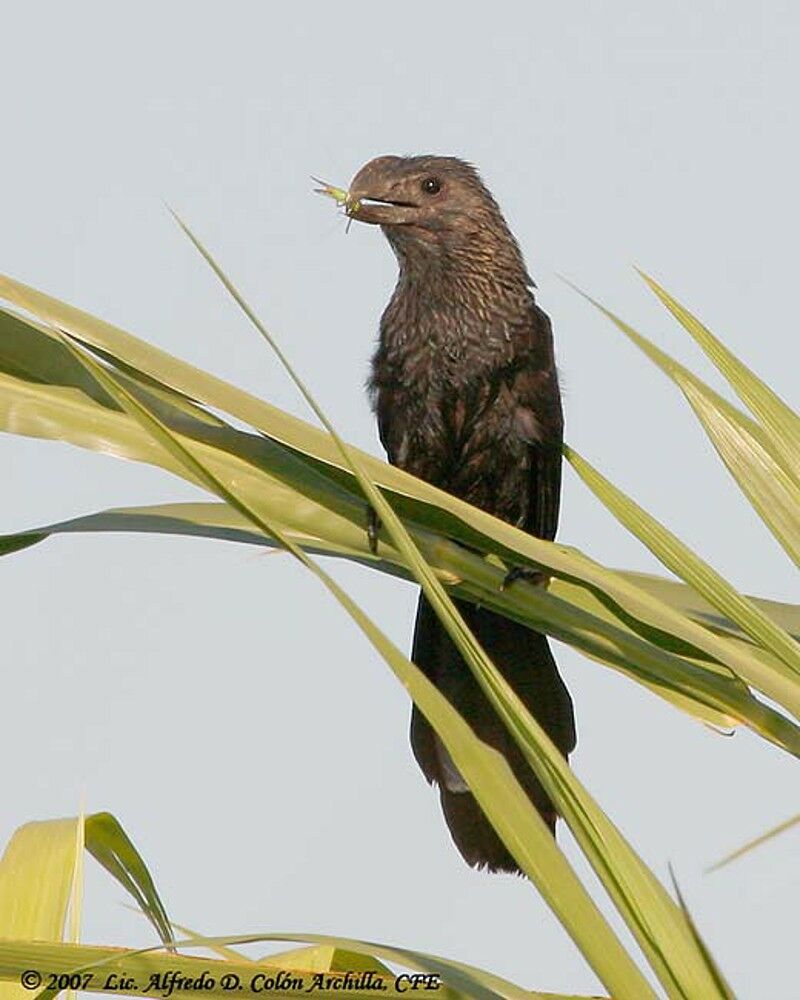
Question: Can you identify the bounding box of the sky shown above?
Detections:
[2,2,799,996]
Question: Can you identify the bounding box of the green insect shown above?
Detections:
[312,178,361,217]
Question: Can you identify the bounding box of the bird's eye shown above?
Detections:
[421,176,441,195]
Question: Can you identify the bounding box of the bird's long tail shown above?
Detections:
[410,594,576,874]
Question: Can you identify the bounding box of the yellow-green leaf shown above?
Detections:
[639,270,800,485]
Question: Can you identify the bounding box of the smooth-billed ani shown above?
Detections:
[345,154,576,874]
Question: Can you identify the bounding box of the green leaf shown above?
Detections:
[708,812,800,872]
[571,284,800,566]
[85,813,172,947]
[617,570,800,642]
[0,306,119,410]
[165,920,395,976]
[682,378,800,566]
[0,503,401,581]
[2,500,794,741]
[0,818,79,943]
[4,494,793,742]
[0,814,171,944]
[565,446,800,681]
[0,812,172,1000]
[668,871,735,999]
[638,271,800,485]
[0,304,230,430]
[0,371,174,470]
[175,932,590,1000]
[167,928,540,1000]
[0,371,370,552]
[0,531,48,557]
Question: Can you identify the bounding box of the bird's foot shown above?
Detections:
[501,565,549,591]
[366,505,382,555]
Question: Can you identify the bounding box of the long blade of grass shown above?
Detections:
[0,818,78,946]
[433,520,800,738]
[166,932,595,1000]
[616,571,800,642]
[0,371,180,470]
[0,305,227,429]
[0,813,172,957]
[570,285,800,566]
[681,378,800,565]
[84,813,172,947]
[565,446,800,676]
[4,500,799,736]
[638,271,800,484]
[668,872,734,999]
[0,504,402,580]
[0,273,371,482]
[0,372,371,548]
[0,812,172,1000]
[707,812,800,873]
[0,501,772,735]
[162,918,395,975]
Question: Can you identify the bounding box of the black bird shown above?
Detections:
[345,155,576,874]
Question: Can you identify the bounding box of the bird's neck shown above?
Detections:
[376,262,534,386]
[384,232,535,339]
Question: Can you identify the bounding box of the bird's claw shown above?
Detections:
[501,566,547,592]
[367,506,382,555]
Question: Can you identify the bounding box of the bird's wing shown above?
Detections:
[527,429,562,542]
[508,307,564,542]
[374,382,409,467]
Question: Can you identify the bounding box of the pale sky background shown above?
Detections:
[2,2,799,997]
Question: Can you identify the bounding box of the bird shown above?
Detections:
[343,154,576,874]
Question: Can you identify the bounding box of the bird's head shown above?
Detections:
[344,154,516,259]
